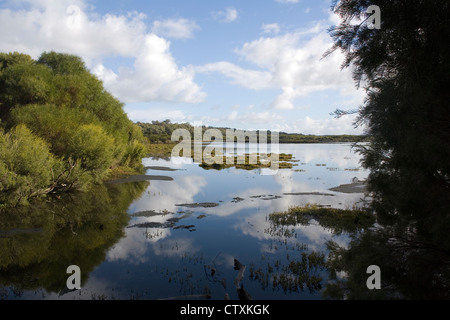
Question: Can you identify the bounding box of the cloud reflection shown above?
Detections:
[106,144,367,288]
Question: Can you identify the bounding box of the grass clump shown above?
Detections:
[269,204,375,235]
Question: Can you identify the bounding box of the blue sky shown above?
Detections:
[0,0,366,135]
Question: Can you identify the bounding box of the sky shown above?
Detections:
[0,0,367,135]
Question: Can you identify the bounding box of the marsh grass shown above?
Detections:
[269,204,375,235]
[200,153,297,170]
[146,143,178,158]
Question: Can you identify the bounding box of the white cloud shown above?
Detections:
[196,61,272,90]
[241,111,284,125]
[211,110,285,129]
[227,110,239,121]
[197,21,360,110]
[262,23,280,34]
[212,7,238,23]
[0,1,146,61]
[0,0,206,104]
[124,107,191,124]
[152,18,199,39]
[272,114,365,135]
[96,34,206,103]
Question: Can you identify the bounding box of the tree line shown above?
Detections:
[137,120,368,144]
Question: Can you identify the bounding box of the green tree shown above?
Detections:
[0,62,52,121]
[0,51,147,207]
[0,52,33,72]
[325,0,450,298]
[37,51,88,75]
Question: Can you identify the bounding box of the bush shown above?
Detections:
[0,125,57,207]
[122,140,146,168]
[0,51,148,207]
[68,124,116,181]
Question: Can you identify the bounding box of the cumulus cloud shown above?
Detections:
[236,30,356,109]
[197,18,359,110]
[95,34,206,103]
[195,61,272,90]
[0,0,145,61]
[0,0,206,104]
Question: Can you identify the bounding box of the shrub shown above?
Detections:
[68,124,116,181]
[0,125,57,206]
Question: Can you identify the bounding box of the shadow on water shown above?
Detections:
[324,219,450,300]
[0,181,148,299]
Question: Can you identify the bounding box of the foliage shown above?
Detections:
[11,104,96,157]
[0,51,147,207]
[0,125,58,207]
[328,0,450,235]
[137,120,368,144]
[68,124,116,179]
[325,0,450,298]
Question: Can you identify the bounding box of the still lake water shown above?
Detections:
[0,143,369,300]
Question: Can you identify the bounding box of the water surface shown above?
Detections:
[0,143,369,300]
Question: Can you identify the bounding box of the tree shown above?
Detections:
[0,51,147,207]
[37,51,88,75]
[0,52,33,72]
[325,0,450,298]
[0,61,52,121]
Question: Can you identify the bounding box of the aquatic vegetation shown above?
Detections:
[268,204,375,235]
[146,142,298,171]
[146,143,178,158]
[247,241,327,294]
[199,153,297,171]
[176,202,219,208]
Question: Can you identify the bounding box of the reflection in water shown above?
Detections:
[245,205,375,296]
[0,181,148,299]
[1,143,393,300]
[325,219,450,299]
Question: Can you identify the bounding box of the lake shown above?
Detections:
[0,143,370,300]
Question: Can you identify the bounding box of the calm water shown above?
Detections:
[0,143,369,300]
